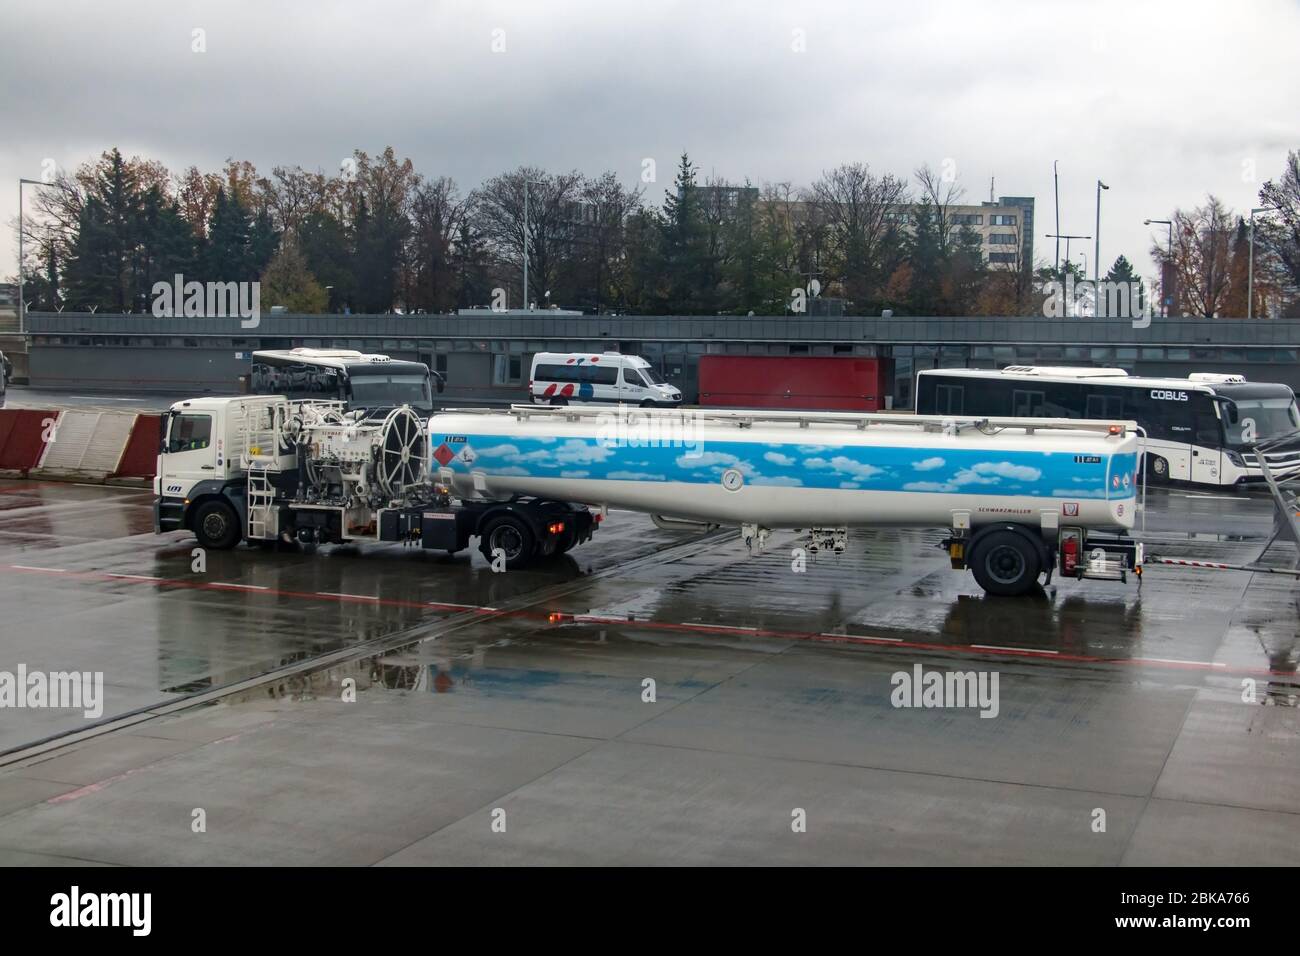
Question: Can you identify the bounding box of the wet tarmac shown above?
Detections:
[0,478,1296,865]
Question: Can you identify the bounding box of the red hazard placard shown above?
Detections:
[433,443,455,467]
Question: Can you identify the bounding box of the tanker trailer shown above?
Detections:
[430,405,1145,595]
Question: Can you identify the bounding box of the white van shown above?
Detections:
[529,352,682,407]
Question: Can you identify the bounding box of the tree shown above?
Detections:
[659,153,714,314]
[136,185,196,298]
[259,235,327,313]
[1152,196,1235,317]
[201,187,255,282]
[407,176,468,313]
[298,209,352,312]
[808,162,910,309]
[1259,150,1300,314]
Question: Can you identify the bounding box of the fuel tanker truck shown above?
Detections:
[155,397,1143,596]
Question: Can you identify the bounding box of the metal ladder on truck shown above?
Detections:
[240,401,286,542]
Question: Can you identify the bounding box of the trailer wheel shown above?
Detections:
[479,515,536,569]
[193,500,241,550]
[970,529,1042,596]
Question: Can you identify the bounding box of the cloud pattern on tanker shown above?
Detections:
[434,434,1138,500]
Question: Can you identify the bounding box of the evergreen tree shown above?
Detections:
[259,236,327,313]
[299,209,353,312]
[201,187,254,282]
[137,185,196,304]
[660,154,710,313]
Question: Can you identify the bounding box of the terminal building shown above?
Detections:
[20,310,1300,409]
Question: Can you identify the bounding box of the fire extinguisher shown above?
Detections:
[1061,533,1079,575]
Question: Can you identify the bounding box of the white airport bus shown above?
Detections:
[915,366,1300,487]
[247,348,443,417]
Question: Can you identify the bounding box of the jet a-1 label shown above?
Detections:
[443,435,468,443]
[1073,455,1101,463]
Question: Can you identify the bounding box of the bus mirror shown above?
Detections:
[436,373,445,394]
[1225,401,1239,425]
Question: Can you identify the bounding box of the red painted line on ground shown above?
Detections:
[4,562,1294,680]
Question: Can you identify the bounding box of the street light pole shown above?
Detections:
[1053,160,1060,275]
[1094,180,1108,282]
[1144,218,1173,318]
[1247,206,1274,320]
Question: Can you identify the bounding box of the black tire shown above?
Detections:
[969,529,1042,596]
[1147,454,1169,481]
[193,499,241,550]
[640,399,657,408]
[478,514,536,570]
[549,396,568,407]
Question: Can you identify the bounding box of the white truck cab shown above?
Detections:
[529,352,681,407]
[154,395,289,539]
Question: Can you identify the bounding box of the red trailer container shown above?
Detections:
[698,356,891,411]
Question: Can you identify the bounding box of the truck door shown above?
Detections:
[159,411,218,497]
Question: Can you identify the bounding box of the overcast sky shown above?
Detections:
[2,0,1297,288]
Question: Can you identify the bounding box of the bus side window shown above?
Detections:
[1085,394,1123,419]
[936,383,963,414]
[1012,389,1045,417]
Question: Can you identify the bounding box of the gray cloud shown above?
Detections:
[2,0,1298,287]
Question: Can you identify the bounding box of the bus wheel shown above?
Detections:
[970,530,1041,596]
[549,397,568,407]
[1147,455,1169,480]
[640,399,657,408]
[479,515,536,569]
[193,500,241,550]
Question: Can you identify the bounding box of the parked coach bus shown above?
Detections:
[916,366,1300,487]
[247,348,443,417]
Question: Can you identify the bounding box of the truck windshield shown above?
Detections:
[1224,397,1300,447]
[348,374,432,412]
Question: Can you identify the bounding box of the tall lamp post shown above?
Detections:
[17,177,57,336]
[1144,218,1173,318]
[1247,206,1275,320]
[1094,180,1108,281]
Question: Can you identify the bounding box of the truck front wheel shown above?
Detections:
[193,500,242,550]
[969,529,1042,596]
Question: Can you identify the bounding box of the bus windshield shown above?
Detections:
[637,366,666,386]
[1223,396,1300,447]
[348,373,433,412]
